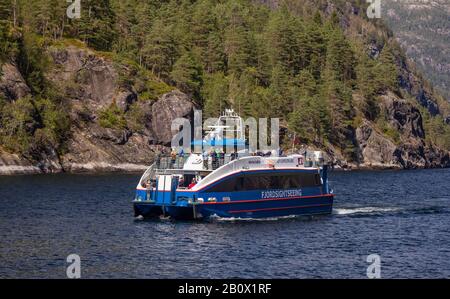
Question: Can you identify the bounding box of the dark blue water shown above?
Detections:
[1,169,450,278]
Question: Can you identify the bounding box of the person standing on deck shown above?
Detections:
[170,148,177,168]
[202,150,209,170]
[188,178,197,189]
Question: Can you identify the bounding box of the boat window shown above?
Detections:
[206,172,321,192]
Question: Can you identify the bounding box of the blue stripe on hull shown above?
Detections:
[134,195,333,219]
[198,195,333,219]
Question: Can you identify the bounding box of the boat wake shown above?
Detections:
[334,206,450,217]
[333,207,400,215]
[209,214,304,222]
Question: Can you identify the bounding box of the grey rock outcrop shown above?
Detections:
[151,90,195,145]
[354,92,450,169]
[0,147,41,175]
[1,46,193,174]
[381,94,425,139]
[356,120,399,169]
[1,43,449,175]
[0,63,31,101]
[49,46,118,109]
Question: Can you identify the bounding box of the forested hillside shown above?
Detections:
[384,0,450,100]
[1,0,450,174]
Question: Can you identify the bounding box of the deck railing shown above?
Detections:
[155,154,234,171]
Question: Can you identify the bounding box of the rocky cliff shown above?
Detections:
[383,0,450,101]
[1,45,449,174]
[0,46,195,174]
[1,0,450,175]
[353,92,450,169]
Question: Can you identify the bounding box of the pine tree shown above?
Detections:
[303,23,326,80]
[205,31,227,74]
[356,51,379,120]
[0,0,14,61]
[264,10,302,75]
[202,72,230,118]
[294,70,317,99]
[321,79,356,159]
[374,44,399,93]
[112,0,138,56]
[267,64,293,118]
[324,29,356,86]
[132,1,156,67]
[77,0,116,51]
[142,19,176,78]
[288,101,318,144]
[170,52,203,99]
[235,67,260,117]
[191,0,216,50]
[223,3,255,75]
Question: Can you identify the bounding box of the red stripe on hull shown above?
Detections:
[229,203,332,214]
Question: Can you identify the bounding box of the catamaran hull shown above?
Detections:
[134,202,196,220]
[134,194,334,220]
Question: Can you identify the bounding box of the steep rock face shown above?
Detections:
[151,90,195,145]
[354,92,450,169]
[356,120,399,169]
[1,38,449,174]
[48,46,119,109]
[60,128,157,172]
[0,46,196,174]
[398,61,440,116]
[46,46,173,172]
[384,0,450,101]
[0,63,31,101]
[382,94,425,139]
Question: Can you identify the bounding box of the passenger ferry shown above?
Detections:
[133,110,334,220]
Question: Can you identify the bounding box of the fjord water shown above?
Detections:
[1,169,449,279]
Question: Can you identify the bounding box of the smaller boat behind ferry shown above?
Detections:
[133,110,334,220]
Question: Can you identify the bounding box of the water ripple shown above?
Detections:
[1,169,450,278]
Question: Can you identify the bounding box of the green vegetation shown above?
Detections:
[125,102,145,133]
[376,115,401,145]
[99,102,127,130]
[1,0,450,162]
[384,0,450,100]
[420,106,450,150]
[0,95,70,156]
[0,1,70,157]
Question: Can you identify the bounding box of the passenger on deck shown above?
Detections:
[210,148,217,169]
[179,148,185,158]
[141,179,151,189]
[155,152,161,168]
[188,178,197,189]
[170,148,177,167]
[231,151,237,161]
[202,150,209,170]
[217,148,225,165]
[179,176,185,188]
